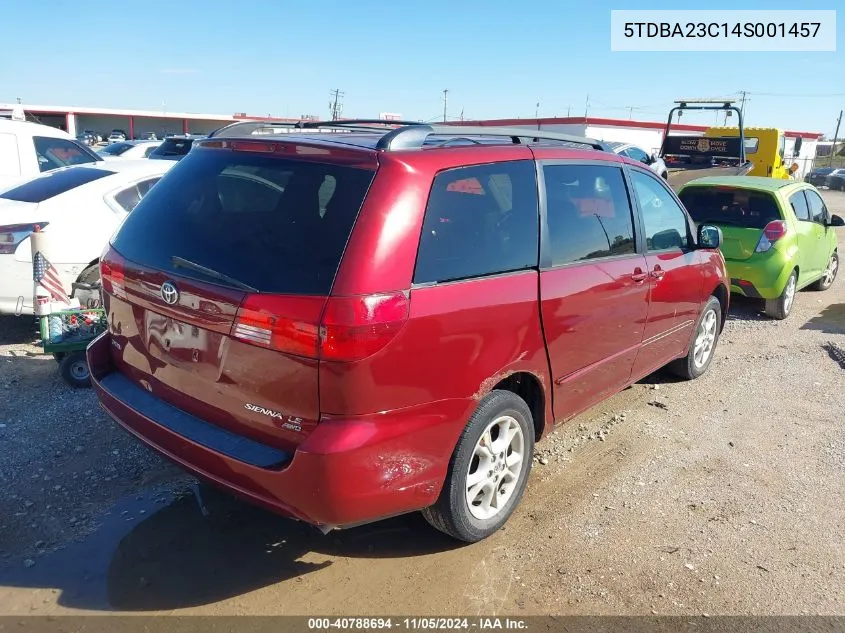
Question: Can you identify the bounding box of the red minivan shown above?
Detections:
[89,121,729,542]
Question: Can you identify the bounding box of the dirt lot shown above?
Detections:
[1,192,843,616]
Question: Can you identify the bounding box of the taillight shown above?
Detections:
[0,223,49,255]
[231,291,410,362]
[100,248,126,297]
[320,291,410,362]
[232,295,323,357]
[755,220,787,253]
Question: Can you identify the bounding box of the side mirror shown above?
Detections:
[828,214,845,227]
[794,137,803,156]
[698,224,723,249]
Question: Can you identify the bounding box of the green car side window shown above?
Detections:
[805,190,828,224]
[789,191,811,221]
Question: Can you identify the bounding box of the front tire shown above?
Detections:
[812,252,839,291]
[669,296,722,380]
[765,269,798,319]
[422,390,534,543]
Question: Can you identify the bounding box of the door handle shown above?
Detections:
[650,265,665,280]
[631,268,648,283]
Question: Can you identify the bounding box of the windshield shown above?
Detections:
[111,149,375,294]
[679,187,782,229]
[98,142,133,156]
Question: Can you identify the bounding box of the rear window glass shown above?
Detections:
[679,187,782,229]
[0,167,113,203]
[111,149,375,294]
[149,138,195,160]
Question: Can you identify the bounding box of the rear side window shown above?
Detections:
[111,177,161,213]
[111,150,375,295]
[789,191,810,221]
[543,164,635,265]
[413,161,538,284]
[33,136,100,172]
[679,186,782,230]
[0,167,113,203]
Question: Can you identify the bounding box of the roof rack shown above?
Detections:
[207,119,608,152]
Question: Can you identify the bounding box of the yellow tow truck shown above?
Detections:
[703,127,802,179]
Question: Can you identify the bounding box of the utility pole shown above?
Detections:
[329,89,344,121]
[535,101,540,118]
[584,93,590,118]
[626,106,634,119]
[830,109,843,167]
[442,89,449,122]
[738,90,748,119]
[566,105,571,117]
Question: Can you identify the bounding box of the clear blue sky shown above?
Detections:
[1,0,842,135]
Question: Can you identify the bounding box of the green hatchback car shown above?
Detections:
[678,177,843,319]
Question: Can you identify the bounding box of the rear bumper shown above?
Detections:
[725,253,790,300]
[87,332,470,528]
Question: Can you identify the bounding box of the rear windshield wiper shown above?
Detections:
[170,256,258,293]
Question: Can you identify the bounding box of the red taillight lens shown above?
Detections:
[232,295,324,357]
[756,220,787,253]
[320,291,410,362]
[100,248,126,297]
[231,291,410,362]
[763,220,787,241]
[0,223,49,255]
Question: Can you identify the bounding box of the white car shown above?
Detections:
[0,119,103,190]
[0,160,175,315]
[97,140,162,161]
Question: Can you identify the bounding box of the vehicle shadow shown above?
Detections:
[0,315,41,346]
[725,296,769,322]
[1,483,461,612]
[800,303,845,335]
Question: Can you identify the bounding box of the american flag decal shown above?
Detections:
[33,251,69,304]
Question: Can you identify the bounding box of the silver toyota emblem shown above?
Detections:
[160,281,179,305]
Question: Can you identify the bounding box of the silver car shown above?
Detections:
[606,141,668,180]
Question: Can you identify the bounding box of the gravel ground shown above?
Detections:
[0,191,843,615]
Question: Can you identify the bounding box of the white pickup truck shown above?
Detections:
[0,119,103,190]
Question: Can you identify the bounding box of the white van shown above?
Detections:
[0,119,103,190]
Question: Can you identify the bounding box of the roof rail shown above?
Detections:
[376,124,609,151]
[207,119,608,152]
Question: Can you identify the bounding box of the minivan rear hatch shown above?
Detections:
[102,140,377,450]
[679,186,782,261]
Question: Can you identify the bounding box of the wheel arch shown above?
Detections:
[490,371,548,442]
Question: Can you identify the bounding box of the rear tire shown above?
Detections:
[59,351,91,388]
[669,296,722,380]
[422,390,534,543]
[811,252,838,291]
[764,270,798,319]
